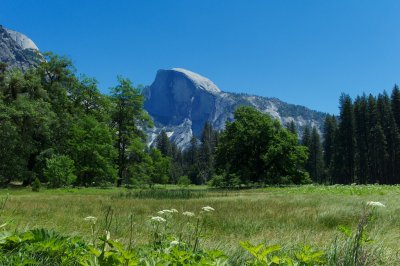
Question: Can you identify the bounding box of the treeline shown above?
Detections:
[158,106,311,187]
[2,52,400,187]
[0,53,171,188]
[160,87,400,187]
[299,87,400,185]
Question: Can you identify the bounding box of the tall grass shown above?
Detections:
[0,185,399,264]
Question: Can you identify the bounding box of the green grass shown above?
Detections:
[1,185,399,264]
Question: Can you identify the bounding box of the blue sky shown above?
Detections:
[2,0,400,114]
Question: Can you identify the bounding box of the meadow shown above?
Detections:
[1,185,399,265]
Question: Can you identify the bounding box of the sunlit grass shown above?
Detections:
[1,185,399,264]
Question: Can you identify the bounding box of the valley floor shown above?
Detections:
[1,185,399,264]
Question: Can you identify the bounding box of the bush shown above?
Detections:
[177,175,191,186]
[44,155,76,188]
[208,174,225,188]
[31,177,41,192]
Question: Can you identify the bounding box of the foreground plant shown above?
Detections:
[326,201,386,266]
[241,241,325,265]
[241,201,388,266]
[0,201,393,265]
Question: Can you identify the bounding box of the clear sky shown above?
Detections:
[2,0,400,114]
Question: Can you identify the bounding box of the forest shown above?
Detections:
[1,52,400,189]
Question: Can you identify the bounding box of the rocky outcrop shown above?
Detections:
[0,25,42,71]
[144,68,327,148]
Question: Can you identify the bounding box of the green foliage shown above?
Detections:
[216,106,310,185]
[327,203,385,266]
[32,176,41,192]
[332,94,356,184]
[0,53,153,188]
[149,148,171,185]
[303,126,325,183]
[128,145,171,188]
[67,115,117,186]
[110,77,152,186]
[327,87,400,185]
[44,155,76,188]
[241,241,326,265]
[177,175,191,186]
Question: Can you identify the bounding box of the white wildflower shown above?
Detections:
[367,201,386,208]
[157,211,165,215]
[202,206,215,212]
[170,209,178,213]
[84,216,97,224]
[151,216,166,223]
[170,240,179,246]
[162,209,174,213]
[182,211,195,217]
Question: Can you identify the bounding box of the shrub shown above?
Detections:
[31,176,41,192]
[208,174,225,188]
[44,155,76,188]
[177,175,191,186]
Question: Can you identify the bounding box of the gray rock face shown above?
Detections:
[0,25,42,71]
[144,68,327,148]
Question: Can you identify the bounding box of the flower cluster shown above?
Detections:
[202,206,215,212]
[366,201,386,208]
[182,211,195,217]
[151,216,166,223]
[84,216,97,224]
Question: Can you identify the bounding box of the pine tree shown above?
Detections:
[198,122,216,183]
[353,95,369,184]
[309,127,325,183]
[377,93,400,184]
[286,121,297,136]
[301,125,311,147]
[156,130,171,157]
[332,94,356,184]
[184,136,201,184]
[322,115,337,181]
[366,95,388,184]
[301,125,312,176]
[391,85,400,128]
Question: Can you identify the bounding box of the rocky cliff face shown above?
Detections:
[0,25,42,71]
[144,68,326,148]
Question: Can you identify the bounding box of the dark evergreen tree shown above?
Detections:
[353,95,369,184]
[366,95,388,184]
[309,127,325,183]
[322,115,337,180]
[185,136,201,184]
[301,125,312,177]
[198,122,217,183]
[376,93,400,184]
[286,121,297,136]
[391,85,400,128]
[156,130,171,157]
[332,94,356,184]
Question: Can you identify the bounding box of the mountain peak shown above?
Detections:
[0,25,42,71]
[145,68,326,148]
[5,28,39,50]
[171,68,221,94]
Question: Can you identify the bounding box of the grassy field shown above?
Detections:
[1,185,400,264]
